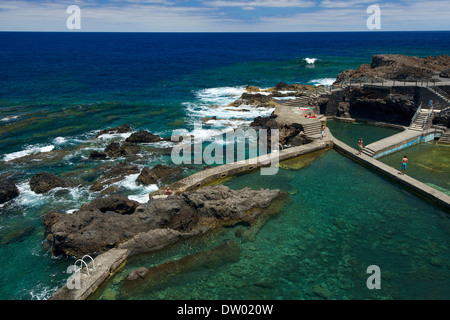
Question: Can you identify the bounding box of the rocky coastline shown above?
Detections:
[43,185,284,257]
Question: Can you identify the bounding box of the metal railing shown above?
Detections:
[423,104,434,129]
[410,102,422,127]
[335,77,449,88]
[73,254,96,276]
[430,85,450,102]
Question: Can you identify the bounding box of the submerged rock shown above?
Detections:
[30,172,67,194]
[0,177,20,204]
[123,240,240,292]
[89,151,108,160]
[43,185,282,256]
[0,226,35,245]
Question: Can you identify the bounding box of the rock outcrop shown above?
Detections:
[43,185,282,256]
[89,162,140,193]
[126,130,162,143]
[335,54,450,83]
[341,87,416,125]
[30,172,67,194]
[95,124,132,138]
[104,141,141,158]
[135,164,182,186]
[0,177,20,204]
[250,115,308,146]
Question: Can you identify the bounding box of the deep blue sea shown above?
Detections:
[0,31,449,300]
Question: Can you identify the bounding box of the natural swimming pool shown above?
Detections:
[91,149,450,300]
[325,119,402,149]
[378,141,450,196]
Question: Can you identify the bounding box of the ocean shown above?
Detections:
[0,31,449,300]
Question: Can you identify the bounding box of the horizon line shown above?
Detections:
[1,30,449,33]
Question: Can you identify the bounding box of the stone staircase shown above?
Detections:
[409,109,432,131]
[426,86,450,110]
[439,131,450,144]
[302,119,322,138]
[276,95,315,107]
[361,146,376,157]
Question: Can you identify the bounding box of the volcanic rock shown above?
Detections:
[104,141,141,158]
[136,164,182,185]
[30,172,67,194]
[89,151,107,160]
[95,124,132,138]
[0,177,20,204]
[43,185,281,256]
[89,162,140,193]
[126,130,162,143]
[335,54,450,83]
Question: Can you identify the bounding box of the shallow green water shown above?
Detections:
[326,119,401,149]
[92,150,450,300]
[378,141,450,195]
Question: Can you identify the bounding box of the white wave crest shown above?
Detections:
[304,58,318,64]
[3,145,55,162]
[195,86,246,105]
[309,78,336,86]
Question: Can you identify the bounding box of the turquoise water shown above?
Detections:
[92,150,450,300]
[326,119,401,149]
[379,141,450,195]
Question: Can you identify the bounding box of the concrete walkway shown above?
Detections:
[49,248,128,300]
[362,128,437,158]
[151,137,332,197]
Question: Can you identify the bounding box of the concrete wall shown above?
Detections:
[373,131,437,159]
[324,88,347,116]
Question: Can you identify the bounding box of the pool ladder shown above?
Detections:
[73,255,96,276]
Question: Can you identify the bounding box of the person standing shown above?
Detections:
[357,138,363,155]
[401,155,408,175]
[321,124,325,140]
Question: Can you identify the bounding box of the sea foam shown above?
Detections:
[304,58,318,64]
[3,145,55,162]
[309,78,336,86]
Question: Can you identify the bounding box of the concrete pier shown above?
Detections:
[362,128,438,158]
[49,249,128,300]
[151,138,333,196]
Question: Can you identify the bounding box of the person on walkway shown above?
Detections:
[321,124,325,140]
[357,138,363,155]
[428,99,433,108]
[401,155,408,175]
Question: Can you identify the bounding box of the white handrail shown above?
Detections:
[410,102,422,127]
[82,255,96,271]
[74,259,90,276]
